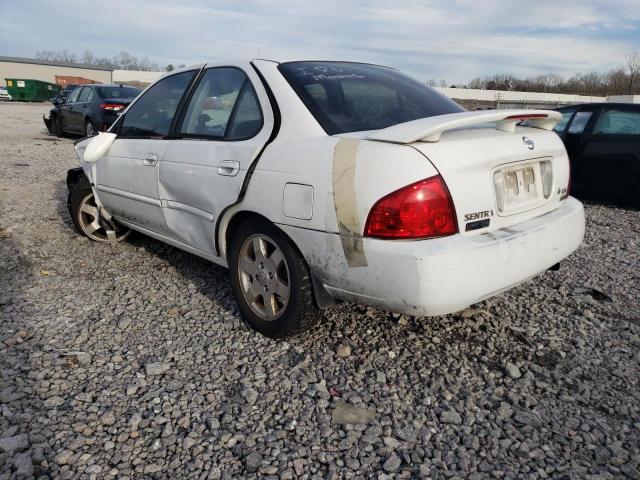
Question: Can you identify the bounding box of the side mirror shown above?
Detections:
[51,97,62,106]
[80,132,117,162]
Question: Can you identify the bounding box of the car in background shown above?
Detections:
[554,103,640,207]
[44,84,142,137]
[67,60,584,337]
[0,86,12,100]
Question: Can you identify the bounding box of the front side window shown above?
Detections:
[553,108,576,134]
[67,88,81,104]
[594,109,640,135]
[120,71,196,138]
[278,61,464,135]
[567,111,593,134]
[78,87,90,102]
[179,67,262,139]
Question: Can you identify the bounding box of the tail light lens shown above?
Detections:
[365,175,458,239]
[539,160,553,199]
[100,103,125,111]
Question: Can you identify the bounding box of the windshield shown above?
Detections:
[97,86,141,99]
[278,61,464,135]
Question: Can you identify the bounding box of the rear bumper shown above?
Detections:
[292,197,585,316]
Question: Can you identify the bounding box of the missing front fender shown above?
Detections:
[66,168,88,192]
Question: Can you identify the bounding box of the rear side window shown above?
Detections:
[568,111,593,134]
[120,71,196,138]
[553,109,576,134]
[179,67,262,140]
[594,109,640,135]
[279,61,464,135]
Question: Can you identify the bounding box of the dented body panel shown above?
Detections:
[281,197,584,315]
[72,58,585,317]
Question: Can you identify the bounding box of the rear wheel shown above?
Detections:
[68,183,130,243]
[84,118,96,137]
[228,218,319,337]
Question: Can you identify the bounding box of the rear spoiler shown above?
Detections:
[368,109,562,144]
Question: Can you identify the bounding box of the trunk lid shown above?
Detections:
[367,110,570,236]
[411,126,570,236]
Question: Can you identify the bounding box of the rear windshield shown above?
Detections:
[97,86,141,99]
[278,61,464,135]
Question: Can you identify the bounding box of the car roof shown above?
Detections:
[86,83,142,88]
[556,103,640,109]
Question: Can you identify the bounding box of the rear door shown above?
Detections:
[158,63,274,256]
[578,105,640,201]
[94,70,198,235]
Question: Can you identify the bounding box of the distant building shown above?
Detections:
[0,56,112,86]
[606,95,640,104]
[435,87,607,110]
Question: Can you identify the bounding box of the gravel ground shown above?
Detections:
[1,102,639,480]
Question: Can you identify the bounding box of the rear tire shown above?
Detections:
[68,181,130,243]
[84,118,96,137]
[228,218,319,338]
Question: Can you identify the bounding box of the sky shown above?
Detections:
[1,0,639,84]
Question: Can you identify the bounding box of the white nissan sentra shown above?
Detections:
[69,60,585,337]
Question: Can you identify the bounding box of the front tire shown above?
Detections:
[68,182,130,243]
[228,218,319,337]
[54,114,63,137]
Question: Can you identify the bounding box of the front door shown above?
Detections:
[159,64,273,256]
[60,87,83,133]
[93,70,199,235]
[561,105,599,195]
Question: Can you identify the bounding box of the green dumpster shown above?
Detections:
[5,78,61,102]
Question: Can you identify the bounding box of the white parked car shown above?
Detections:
[69,60,585,337]
[0,86,12,100]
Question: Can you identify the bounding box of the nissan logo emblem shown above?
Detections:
[523,136,535,150]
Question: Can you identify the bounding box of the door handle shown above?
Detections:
[143,154,158,166]
[218,160,240,177]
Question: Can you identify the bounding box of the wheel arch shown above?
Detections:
[220,210,336,309]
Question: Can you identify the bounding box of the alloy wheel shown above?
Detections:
[237,234,291,321]
[77,192,128,242]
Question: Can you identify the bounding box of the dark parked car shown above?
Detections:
[44,84,142,137]
[554,103,640,207]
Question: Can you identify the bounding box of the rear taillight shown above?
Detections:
[100,103,125,111]
[540,160,553,199]
[365,175,458,239]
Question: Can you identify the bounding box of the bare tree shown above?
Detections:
[625,52,640,94]
[463,55,640,96]
[35,49,76,63]
[33,49,159,71]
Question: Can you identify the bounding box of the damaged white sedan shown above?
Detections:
[69,60,585,337]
